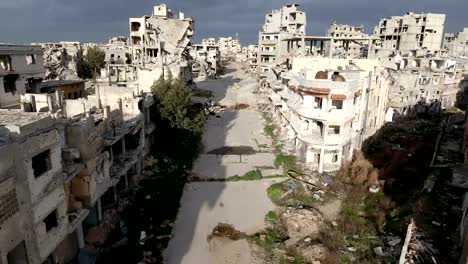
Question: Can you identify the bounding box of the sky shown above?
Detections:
[0,0,467,45]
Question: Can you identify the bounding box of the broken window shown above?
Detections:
[131,22,141,32]
[0,55,12,71]
[3,74,18,94]
[7,241,28,264]
[26,54,36,65]
[332,100,343,109]
[328,125,340,135]
[32,149,52,178]
[332,154,338,163]
[44,210,58,232]
[314,97,323,109]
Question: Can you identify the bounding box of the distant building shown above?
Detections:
[370,12,446,58]
[444,28,468,57]
[129,4,195,91]
[257,4,307,77]
[326,23,370,59]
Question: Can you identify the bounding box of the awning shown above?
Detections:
[331,94,347,100]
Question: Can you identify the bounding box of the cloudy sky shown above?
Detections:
[1,0,467,45]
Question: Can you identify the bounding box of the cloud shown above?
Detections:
[0,0,466,44]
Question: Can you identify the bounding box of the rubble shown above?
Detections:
[281,208,323,246]
[35,42,84,80]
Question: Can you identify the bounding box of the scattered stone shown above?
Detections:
[388,238,401,247]
[259,235,266,241]
[208,223,246,241]
[331,221,338,227]
[298,244,327,263]
[347,247,356,252]
[304,237,312,243]
[281,209,323,245]
[431,221,441,226]
[374,247,385,256]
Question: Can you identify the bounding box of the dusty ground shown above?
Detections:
[164,63,280,264]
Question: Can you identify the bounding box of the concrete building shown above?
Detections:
[218,36,241,61]
[33,42,84,81]
[370,12,446,58]
[444,28,468,57]
[190,41,221,80]
[262,57,387,172]
[242,44,258,74]
[129,4,195,92]
[326,23,370,59]
[0,88,153,264]
[0,45,45,108]
[378,54,468,117]
[0,44,156,263]
[100,37,135,84]
[257,4,307,77]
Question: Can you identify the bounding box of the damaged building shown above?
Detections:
[190,38,221,80]
[0,45,45,108]
[326,23,370,59]
[443,28,468,58]
[370,12,446,58]
[218,36,241,61]
[0,43,156,264]
[129,4,194,92]
[33,42,84,81]
[257,4,307,77]
[239,44,258,74]
[262,57,388,172]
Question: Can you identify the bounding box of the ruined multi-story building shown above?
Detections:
[32,42,84,81]
[0,43,156,264]
[326,23,370,59]
[262,57,388,172]
[0,45,45,108]
[190,40,221,80]
[444,28,468,57]
[257,4,306,77]
[100,37,134,84]
[218,36,241,61]
[242,44,258,74]
[381,55,468,117]
[370,12,446,58]
[129,4,194,91]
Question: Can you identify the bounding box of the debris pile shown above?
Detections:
[40,42,83,80]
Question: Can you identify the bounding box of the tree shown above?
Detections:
[85,46,105,77]
[150,75,205,162]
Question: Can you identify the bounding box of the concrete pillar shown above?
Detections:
[319,149,325,173]
[104,105,111,119]
[30,95,37,112]
[329,38,334,58]
[76,223,85,249]
[1,255,8,264]
[118,98,123,114]
[55,90,62,110]
[95,85,102,110]
[96,199,103,223]
[121,138,126,155]
[124,173,129,190]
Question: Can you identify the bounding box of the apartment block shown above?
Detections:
[218,37,241,61]
[0,45,45,108]
[129,4,195,91]
[326,23,370,58]
[258,4,307,77]
[370,12,446,58]
[444,28,468,57]
[190,39,221,79]
[263,57,387,172]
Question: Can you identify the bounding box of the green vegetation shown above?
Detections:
[225,169,263,181]
[262,111,302,175]
[78,46,106,79]
[265,210,279,224]
[110,75,206,263]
